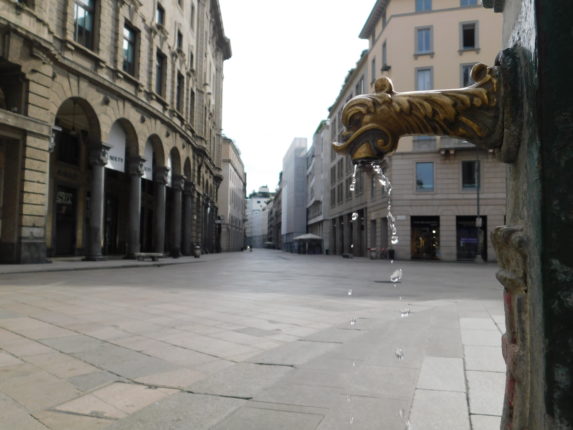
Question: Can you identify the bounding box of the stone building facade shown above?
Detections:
[0,0,230,263]
[326,0,505,261]
[217,137,245,252]
[281,137,307,252]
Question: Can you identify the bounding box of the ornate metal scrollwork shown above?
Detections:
[333,49,521,164]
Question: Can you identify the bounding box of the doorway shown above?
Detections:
[411,216,440,259]
[54,185,77,256]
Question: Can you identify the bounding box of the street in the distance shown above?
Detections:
[0,250,505,430]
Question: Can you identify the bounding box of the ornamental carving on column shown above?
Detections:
[172,174,185,191]
[89,144,110,166]
[154,166,170,185]
[128,156,145,177]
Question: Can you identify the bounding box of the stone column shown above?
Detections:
[352,214,360,257]
[170,174,185,257]
[152,166,169,254]
[126,156,145,258]
[85,144,110,261]
[182,181,195,255]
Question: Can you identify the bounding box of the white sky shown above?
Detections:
[218,0,376,194]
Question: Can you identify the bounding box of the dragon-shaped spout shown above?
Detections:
[333,63,505,163]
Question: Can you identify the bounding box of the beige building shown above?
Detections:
[217,137,245,252]
[327,0,505,261]
[0,0,230,262]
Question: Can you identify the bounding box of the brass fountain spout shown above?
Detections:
[333,50,520,164]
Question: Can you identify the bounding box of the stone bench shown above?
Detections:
[134,252,163,262]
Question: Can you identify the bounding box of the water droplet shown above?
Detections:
[350,243,354,248]
[399,296,403,301]
[395,348,405,360]
[400,308,411,318]
[350,319,356,327]
[352,361,356,367]
[350,416,355,424]
[405,420,412,429]
[352,212,358,221]
[390,268,403,283]
[347,289,353,296]
[391,235,399,245]
[349,183,355,192]
[390,259,395,264]
[399,409,405,419]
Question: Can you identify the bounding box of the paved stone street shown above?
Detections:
[0,250,505,429]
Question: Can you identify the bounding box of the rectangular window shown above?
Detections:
[74,0,95,49]
[330,166,336,185]
[176,73,184,112]
[461,23,477,50]
[382,41,388,69]
[416,0,431,12]
[337,159,343,180]
[122,24,137,76]
[462,160,480,189]
[189,89,195,124]
[190,3,196,29]
[461,0,477,6]
[416,27,432,54]
[337,183,343,204]
[371,58,376,83]
[416,162,434,191]
[155,50,166,96]
[416,67,433,90]
[355,76,364,95]
[156,4,165,26]
[177,31,183,50]
[461,63,476,86]
[330,188,336,208]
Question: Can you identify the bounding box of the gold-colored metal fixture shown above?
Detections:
[333,49,520,164]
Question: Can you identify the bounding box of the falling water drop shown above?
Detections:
[391,235,399,245]
[395,348,405,360]
[352,212,359,222]
[347,289,353,296]
[352,361,356,367]
[349,164,358,192]
[400,308,411,318]
[390,268,403,283]
[399,409,405,419]
[350,318,356,327]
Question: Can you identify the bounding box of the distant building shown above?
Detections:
[267,173,283,249]
[281,138,308,252]
[245,186,273,248]
[327,0,505,261]
[306,121,331,254]
[218,138,246,252]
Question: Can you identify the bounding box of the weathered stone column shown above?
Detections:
[126,156,144,258]
[170,174,184,257]
[182,181,195,255]
[85,144,109,261]
[152,166,169,254]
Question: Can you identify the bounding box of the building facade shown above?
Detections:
[306,120,331,254]
[281,138,307,252]
[217,137,245,252]
[0,0,230,262]
[326,0,505,261]
[245,186,272,248]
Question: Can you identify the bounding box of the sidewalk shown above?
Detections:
[0,252,506,429]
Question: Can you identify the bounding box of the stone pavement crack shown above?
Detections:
[248,362,296,368]
[297,339,344,344]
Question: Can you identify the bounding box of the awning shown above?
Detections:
[293,233,323,241]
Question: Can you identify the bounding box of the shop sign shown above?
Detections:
[143,139,154,180]
[106,122,126,172]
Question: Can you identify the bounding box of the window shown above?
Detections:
[177,31,183,50]
[382,41,389,69]
[416,27,432,54]
[416,162,434,191]
[190,3,196,29]
[461,22,477,50]
[337,183,343,205]
[73,0,95,49]
[416,0,431,12]
[462,160,480,189]
[345,178,352,201]
[155,50,166,96]
[122,24,137,76]
[461,0,477,6]
[156,4,165,26]
[355,76,364,95]
[189,48,195,70]
[461,63,476,86]
[330,166,336,185]
[371,58,376,83]
[330,188,336,208]
[189,89,195,124]
[176,73,184,112]
[416,67,433,90]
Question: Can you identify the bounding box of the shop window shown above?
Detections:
[416,162,434,191]
[73,0,96,50]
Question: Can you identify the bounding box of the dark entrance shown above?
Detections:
[456,216,487,261]
[411,216,439,259]
[103,169,128,255]
[54,185,77,256]
[140,178,154,252]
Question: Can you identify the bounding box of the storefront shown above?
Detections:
[456,216,487,261]
[411,216,440,259]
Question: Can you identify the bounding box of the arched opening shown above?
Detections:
[49,98,100,257]
[165,148,181,254]
[140,135,164,252]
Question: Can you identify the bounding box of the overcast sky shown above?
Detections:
[218,0,376,194]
